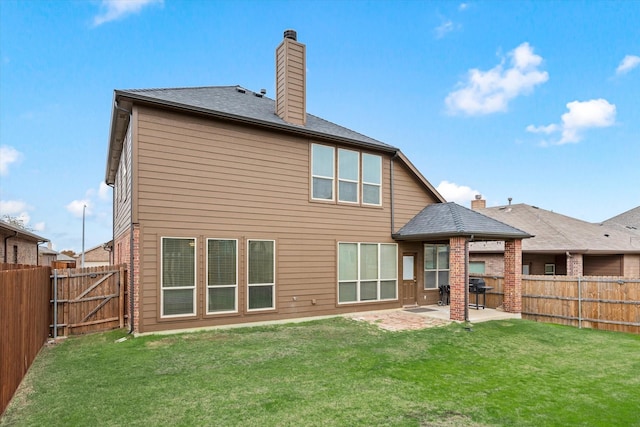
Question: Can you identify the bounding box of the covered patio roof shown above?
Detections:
[392,202,532,241]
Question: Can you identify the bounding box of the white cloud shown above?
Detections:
[0,145,21,175]
[66,200,92,218]
[445,42,548,115]
[436,180,480,204]
[93,0,163,26]
[0,200,30,215]
[33,222,46,232]
[459,3,470,11]
[526,99,616,145]
[98,182,111,200]
[435,20,456,39]
[616,55,640,75]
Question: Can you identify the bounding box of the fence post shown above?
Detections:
[119,264,125,329]
[578,276,582,329]
[53,269,58,338]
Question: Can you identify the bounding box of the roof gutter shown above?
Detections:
[392,232,534,241]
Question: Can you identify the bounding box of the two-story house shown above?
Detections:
[105,30,529,334]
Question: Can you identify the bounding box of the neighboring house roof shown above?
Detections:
[56,253,76,262]
[393,202,532,241]
[105,85,445,203]
[38,246,57,255]
[470,204,640,254]
[0,220,48,243]
[602,206,640,236]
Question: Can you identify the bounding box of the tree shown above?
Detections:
[1,215,34,231]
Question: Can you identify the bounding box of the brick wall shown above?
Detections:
[503,239,522,313]
[469,253,504,275]
[449,236,467,321]
[566,253,584,276]
[114,225,140,332]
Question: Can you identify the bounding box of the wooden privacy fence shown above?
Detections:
[0,263,51,415]
[476,275,640,334]
[52,264,128,337]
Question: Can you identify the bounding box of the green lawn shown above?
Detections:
[2,318,639,426]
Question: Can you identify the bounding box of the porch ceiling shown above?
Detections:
[392,202,533,242]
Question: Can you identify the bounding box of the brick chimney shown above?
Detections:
[275,29,306,126]
[471,194,486,210]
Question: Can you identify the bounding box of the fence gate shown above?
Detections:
[51,264,127,336]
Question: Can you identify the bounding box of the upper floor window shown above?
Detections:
[311,144,334,200]
[338,148,359,203]
[311,143,382,206]
[362,153,381,205]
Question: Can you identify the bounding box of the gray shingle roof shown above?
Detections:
[116,86,394,151]
[0,220,48,242]
[603,206,640,236]
[393,202,532,241]
[470,204,640,253]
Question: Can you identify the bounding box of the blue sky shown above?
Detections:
[1,0,639,253]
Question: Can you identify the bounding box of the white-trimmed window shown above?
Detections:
[362,153,381,205]
[424,244,449,289]
[311,144,335,200]
[311,144,382,206]
[338,148,359,203]
[338,242,397,303]
[161,237,196,317]
[545,263,555,275]
[248,239,275,311]
[206,239,237,314]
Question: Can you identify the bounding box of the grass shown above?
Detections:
[2,318,639,427]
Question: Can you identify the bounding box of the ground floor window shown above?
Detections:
[248,239,275,311]
[424,244,449,289]
[161,237,196,317]
[207,239,237,314]
[338,242,397,303]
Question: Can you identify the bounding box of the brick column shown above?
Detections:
[449,236,467,321]
[566,253,583,276]
[503,239,522,313]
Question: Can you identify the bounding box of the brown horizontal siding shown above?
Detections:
[584,255,623,276]
[133,107,435,332]
[392,158,437,232]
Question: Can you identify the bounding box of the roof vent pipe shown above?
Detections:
[283,29,297,40]
[508,197,513,205]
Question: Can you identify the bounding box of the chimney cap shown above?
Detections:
[283,29,297,41]
[475,194,482,200]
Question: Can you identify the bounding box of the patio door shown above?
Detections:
[402,253,417,306]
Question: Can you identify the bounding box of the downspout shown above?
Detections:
[390,152,399,235]
[36,240,47,266]
[464,237,470,323]
[4,231,17,263]
[115,100,136,334]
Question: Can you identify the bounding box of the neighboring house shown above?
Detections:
[469,197,640,278]
[105,30,529,334]
[0,220,49,266]
[38,242,58,266]
[76,241,112,267]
